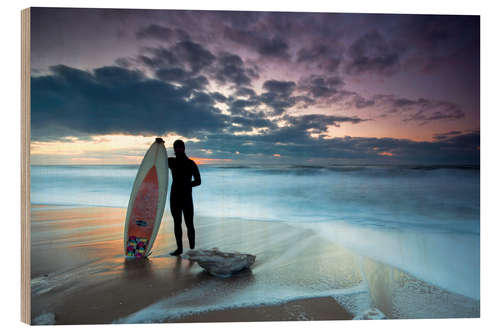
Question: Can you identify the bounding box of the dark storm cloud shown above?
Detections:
[439,130,479,150]
[212,52,255,87]
[345,30,403,76]
[138,47,179,69]
[296,43,343,72]
[257,37,290,59]
[297,44,329,62]
[139,41,215,74]
[263,80,296,95]
[136,43,261,89]
[223,26,291,59]
[31,65,228,140]
[133,41,222,91]
[228,98,261,115]
[217,12,373,67]
[210,92,228,103]
[173,41,216,73]
[155,68,209,90]
[136,24,174,41]
[195,129,478,165]
[114,57,135,68]
[192,113,369,158]
[433,131,462,141]
[254,114,366,143]
[260,80,297,115]
[229,115,276,132]
[93,66,145,85]
[155,67,189,82]
[298,75,345,98]
[235,87,257,98]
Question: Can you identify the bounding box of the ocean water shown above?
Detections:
[31,164,480,232]
[30,164,480,320]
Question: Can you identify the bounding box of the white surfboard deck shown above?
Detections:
[123,139,168,257]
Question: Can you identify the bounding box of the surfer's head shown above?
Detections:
[173,139,185,156]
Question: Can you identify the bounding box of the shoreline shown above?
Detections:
[30,205,479,324]
[30,205,356,324]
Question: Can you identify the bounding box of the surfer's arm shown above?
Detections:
[168,157,175,169]
[191,162,201,187]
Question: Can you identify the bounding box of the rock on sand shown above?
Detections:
[182,248,256,277]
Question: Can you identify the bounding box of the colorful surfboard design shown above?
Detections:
[124,139,168,258]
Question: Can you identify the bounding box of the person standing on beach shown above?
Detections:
[168,139,201,256]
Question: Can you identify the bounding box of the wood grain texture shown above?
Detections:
[21,7,31,325]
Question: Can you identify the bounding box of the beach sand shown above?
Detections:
[30,205,354,324]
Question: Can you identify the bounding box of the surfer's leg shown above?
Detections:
[170,196,183,254]
[183,196,195,249]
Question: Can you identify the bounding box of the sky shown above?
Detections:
[30,8,480,165]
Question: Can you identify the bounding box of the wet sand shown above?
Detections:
[30,205,354,324]
[173,297,352,323]
[30,205,479,324]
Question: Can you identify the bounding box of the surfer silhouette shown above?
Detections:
[168,140,201,256]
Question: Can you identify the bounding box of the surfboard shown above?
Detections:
[124,138,168,258]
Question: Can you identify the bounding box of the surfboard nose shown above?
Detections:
[155,137,165,144]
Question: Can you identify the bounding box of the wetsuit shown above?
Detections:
[168,153,201,251]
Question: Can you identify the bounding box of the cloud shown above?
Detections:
[371,95,465,124]
[134,41,222,91]
[284,114,366,133]
[263,80,295,95]
[229,115,276,133]
[235,87,257,98]
[172,41,216,73]
[136,24,174,41]
[223,26,291,59]
[228,98,261,115]
[29,10,479,166]
[187,113,370,159]
[312,89,465,125]
[138,40,215,75]
[31,63,477,165]
[212,52,256,86]
[433,131,462,141]
[345,30,402,76]
[94,66,145,85]
[136,43,261,90]
[210,92,228,103]
[136,24,190,42]
[138,47,179,69]
[438,130,479,149]
[260,80,297,115]
[31,65,228,140]
[190,128,478,165]
[298,75,345,98]
[296,43,343,72]
[257,37,290,59]
[155,68,209,90]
